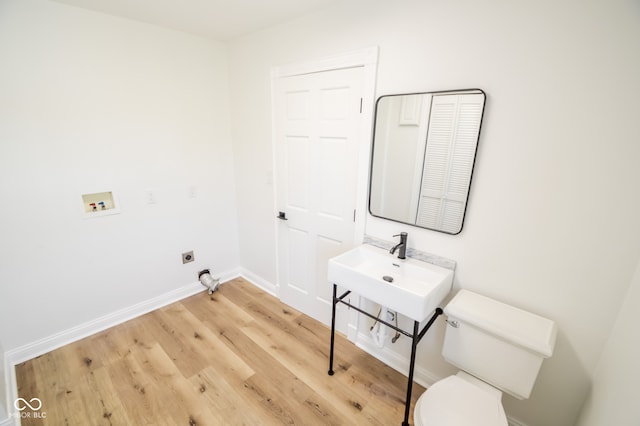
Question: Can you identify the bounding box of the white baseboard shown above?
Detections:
[3,357,15,426]
[6,268,243,366]
[354,331,442,389]
[6,282,200,366]
[2,269,244,425]
[0,402,6,426]
[239,267,277,296]
[346,323,358,342]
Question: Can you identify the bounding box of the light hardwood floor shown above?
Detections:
[15,278,424,425]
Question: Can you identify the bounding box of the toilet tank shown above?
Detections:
[443,290,557,400]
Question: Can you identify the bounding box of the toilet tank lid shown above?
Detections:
[445,290,557,357]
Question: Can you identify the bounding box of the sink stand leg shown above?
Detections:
[402,320,420,426]
[328,283,337,376]
[327,286,443,426]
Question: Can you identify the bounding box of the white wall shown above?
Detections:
[0,341,5,422]
[576,257,640,425]
[0,0,240,356]
[1,0,638,425]
[228,1,640,425]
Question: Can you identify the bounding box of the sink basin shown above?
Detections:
[328,244,454,322]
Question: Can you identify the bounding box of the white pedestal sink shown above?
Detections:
[327,243,455,426]
[328,244,454,322]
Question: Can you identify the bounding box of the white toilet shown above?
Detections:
[414,289,557,426]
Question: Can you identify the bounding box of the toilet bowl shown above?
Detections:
[414,372,507,426]
[413,290,557,426]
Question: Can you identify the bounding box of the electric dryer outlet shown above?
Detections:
[182,251,195,264]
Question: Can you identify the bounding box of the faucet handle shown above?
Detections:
[393,232,408,238]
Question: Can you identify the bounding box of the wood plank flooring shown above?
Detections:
[15,278,424,425]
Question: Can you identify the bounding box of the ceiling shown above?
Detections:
[52,0,341,41]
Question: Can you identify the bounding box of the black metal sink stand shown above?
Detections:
[327,283,443,426]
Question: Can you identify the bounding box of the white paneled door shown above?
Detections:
[274,66,364,332]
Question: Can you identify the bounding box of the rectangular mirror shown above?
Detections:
[369,89,486,234]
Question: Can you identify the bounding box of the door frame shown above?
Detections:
[270,47,378,341]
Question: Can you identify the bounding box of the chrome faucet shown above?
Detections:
[389,232,408,259]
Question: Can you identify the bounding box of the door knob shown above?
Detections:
[277,211,288,220]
